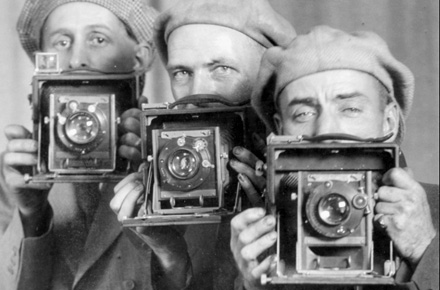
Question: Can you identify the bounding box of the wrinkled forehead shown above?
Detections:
[277,70,383,105]
[167,24,264,64]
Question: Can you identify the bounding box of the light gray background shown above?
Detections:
[1,0,438,184]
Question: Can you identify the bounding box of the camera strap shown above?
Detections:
[168,94,250,109]
[298,132,394,143]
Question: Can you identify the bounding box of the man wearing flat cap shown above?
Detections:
[111,0,296,289]
[0,1,194,289]
[232,25,439,290]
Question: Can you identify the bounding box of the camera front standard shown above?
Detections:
[261,134,399,286]
[122,102,253,226]
[29,73,141,183]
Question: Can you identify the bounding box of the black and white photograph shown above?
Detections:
[0,1,438,289]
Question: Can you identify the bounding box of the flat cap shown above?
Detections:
[153,0,296,64]
[17,0,158,62]
[252,25,414,143]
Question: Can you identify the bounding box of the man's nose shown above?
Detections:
[68,43,90,70]
[314,112,342,138]
[189,72,216,96]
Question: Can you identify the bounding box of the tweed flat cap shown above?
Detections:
[153,0,296,64]
[252,25,414,143]
[17,0,158,62]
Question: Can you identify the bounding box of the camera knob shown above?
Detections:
[57,113,66,125]
[23,174,32,183]
[260,274,272,285]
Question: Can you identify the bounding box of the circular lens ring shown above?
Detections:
[305,179,366,238]
[167,149,199,179]
[65,111,100,144]
[318,193,350,226]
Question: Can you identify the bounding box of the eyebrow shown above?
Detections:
[334,92,367,101]
[286,92,367,106]
[287,97,318,107]
[46,24,113,38]
[167,57,236,72]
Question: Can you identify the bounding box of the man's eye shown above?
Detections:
[342,107,362,115]
[213,66,232,75]
[293,109,317,122]
[53,39,71,50]
[90,36,107,46]
[173,70,191,82]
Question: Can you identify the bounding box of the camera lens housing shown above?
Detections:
[305,179,366,238]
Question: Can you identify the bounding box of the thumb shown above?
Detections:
[138,95,149,109]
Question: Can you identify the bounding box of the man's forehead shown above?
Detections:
[280,70,380,100]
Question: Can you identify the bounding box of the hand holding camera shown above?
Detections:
[118,96,149,171]
[230,207,277,290]
[2,124,52,237]
[374,167,436,268]
[111,171,190,289]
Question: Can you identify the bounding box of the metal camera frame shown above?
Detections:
[29,73,141,183]
[123,104,251,226]
[262,134,399,287]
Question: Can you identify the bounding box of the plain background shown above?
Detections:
[1,0,438,184]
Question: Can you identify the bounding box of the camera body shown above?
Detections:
[262,135,399,286]
[30,72,141,183]
[123,103,252,226]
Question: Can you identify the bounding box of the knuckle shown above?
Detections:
[240,247,253,261]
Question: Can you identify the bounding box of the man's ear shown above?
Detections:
[133,42,154,73]
[273,113,283,135]
[383,102,399,142]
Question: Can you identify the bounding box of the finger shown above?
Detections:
[231,208,266,234]
[110,179,143,214]
[138,95,149,108]
[230,159,265,191]
[373,213,389,229]
[120,108,141,120]
[120,132,142,149]
[7,173,51,191]
[382,168,415,190]
[4,125,32,141]
[3,152,38,167]
[119,116,141,135]
[250,254,275,282]
[251,133,267,156]
[375,201,399,216]
[239,215,276,245]
[238,173,264,207]
[375,186,403,203]
[117,185,144,221]
[114,172,142,192]
[233,146,260,168]
[6,139,38,153]
[118,145,141,162]
[240,231,277,261]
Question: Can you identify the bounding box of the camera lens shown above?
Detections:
[318,193,350,226]
[168,149,199,179]
[65,111,99,144]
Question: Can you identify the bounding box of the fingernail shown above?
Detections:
[373,193,379,200]
[134,139,142,148]
[264,216,275,226]
[256,207,266,217]
[233,146,243,155]
[237,173,247,184]
[268,231,277,240]
[134,180,144,191]
[229,159,236,166]
[255,160,264,176]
